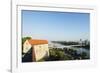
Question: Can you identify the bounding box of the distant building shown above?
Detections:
[79,39,83,46]
[23,39,49,62]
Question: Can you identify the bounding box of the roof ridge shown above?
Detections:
[28,39,48,45]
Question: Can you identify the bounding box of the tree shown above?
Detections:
[81,52,87,59]
[22,37,32,55]
[22,37,32,44]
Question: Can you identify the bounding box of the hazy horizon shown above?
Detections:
[22,10,90,41]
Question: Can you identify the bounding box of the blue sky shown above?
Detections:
[22,10,90,41]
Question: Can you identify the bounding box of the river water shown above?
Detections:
[71,47,90,57]
[49,42,90,58]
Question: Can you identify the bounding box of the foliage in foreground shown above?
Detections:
[43,48,89,61]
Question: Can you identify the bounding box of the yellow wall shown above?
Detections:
[23,40,32,53]
[33,44,49,61]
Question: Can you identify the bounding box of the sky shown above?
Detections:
[22,10,90,41]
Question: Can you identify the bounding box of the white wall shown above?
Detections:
[0,0,100,73]
[34,44,49,61]
[23,40,32,53]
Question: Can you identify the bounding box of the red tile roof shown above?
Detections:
[28,39,48,45]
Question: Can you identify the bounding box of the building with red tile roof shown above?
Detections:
[23,39,49,62]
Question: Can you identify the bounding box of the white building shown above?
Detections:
[23,39,49,62]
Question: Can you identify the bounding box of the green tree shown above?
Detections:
[22,37,32,44]
[22,37,32,55]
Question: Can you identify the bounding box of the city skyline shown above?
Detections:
[22,10,90,41]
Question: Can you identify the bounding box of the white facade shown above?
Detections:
[23,40,49,61]
[33,44,49,61]
[23,40,32,53]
